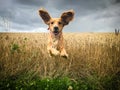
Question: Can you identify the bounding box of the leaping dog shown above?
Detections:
[39,8,74,58]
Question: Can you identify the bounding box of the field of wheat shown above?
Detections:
[0,33,120,89]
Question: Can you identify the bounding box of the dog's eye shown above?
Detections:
[58,22,62,25]
[51,22,54,24]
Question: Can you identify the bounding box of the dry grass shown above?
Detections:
[0,32,120,81]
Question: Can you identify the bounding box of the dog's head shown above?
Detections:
[39,8,74,35]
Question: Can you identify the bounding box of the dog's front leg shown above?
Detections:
[60,48,68,58]
[47,45,60,57]
[47,45,52,57]
[51,48,60,56]
[59,36,68,58]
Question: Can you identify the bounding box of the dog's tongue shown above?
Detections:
[54,32,59,35]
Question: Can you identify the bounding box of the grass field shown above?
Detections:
[0,33,120,90]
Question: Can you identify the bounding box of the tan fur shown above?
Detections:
[39,8,74,58]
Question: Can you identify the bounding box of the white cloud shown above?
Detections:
[8,27,48,32]
[31,27,49,32]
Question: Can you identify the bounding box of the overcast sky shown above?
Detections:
[0,0,120,32]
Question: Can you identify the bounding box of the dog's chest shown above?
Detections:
[52,38,59,49]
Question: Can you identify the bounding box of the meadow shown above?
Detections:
[0,33,120,90]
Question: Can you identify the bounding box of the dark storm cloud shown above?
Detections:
[13,0,47,6]
[0,0,47,31]
[47,0,114,16]
[115,0,120,3]
[0,0,13,17]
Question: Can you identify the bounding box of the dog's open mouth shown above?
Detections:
[54,32,59,35]
[53,31,59,35]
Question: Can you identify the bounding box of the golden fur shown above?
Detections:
[39,8,74,58]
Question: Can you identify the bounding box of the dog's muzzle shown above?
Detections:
[53,27,59,35]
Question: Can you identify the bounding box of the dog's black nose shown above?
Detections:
[54,27,59,31]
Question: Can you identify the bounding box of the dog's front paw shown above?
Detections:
[51,48,60,56]
[54,50,60,56]
[60,53,68,59]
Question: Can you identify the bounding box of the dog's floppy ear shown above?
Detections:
[60,10,74,25]
[39,8,51,25]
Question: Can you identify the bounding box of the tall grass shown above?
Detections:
[0,33,120,90]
